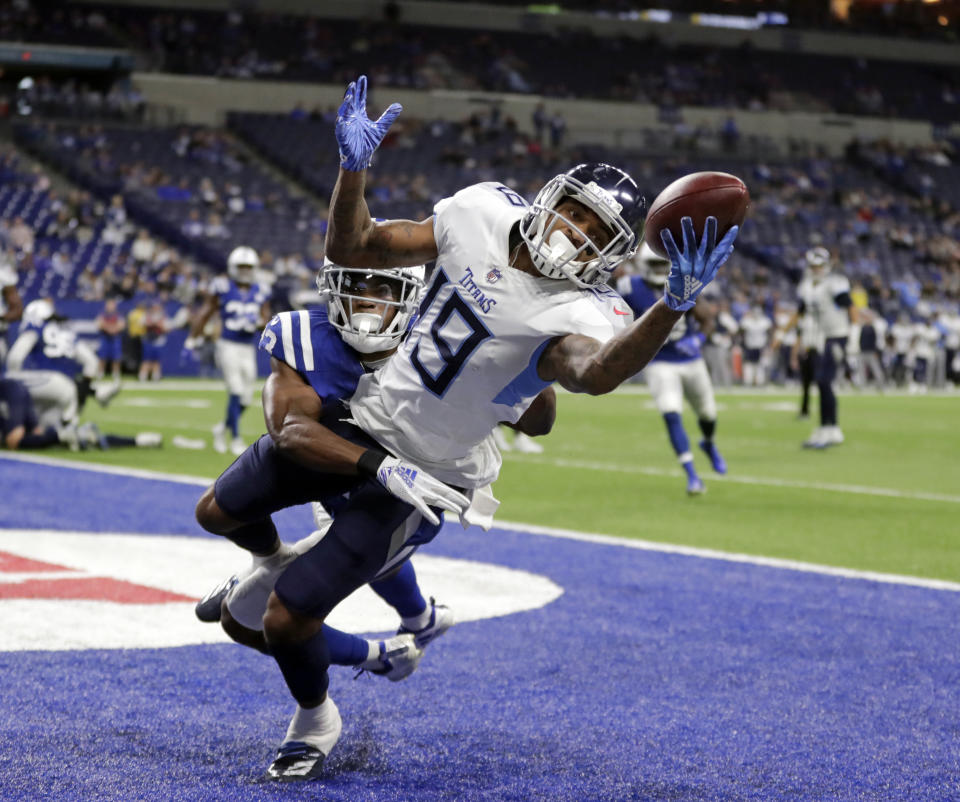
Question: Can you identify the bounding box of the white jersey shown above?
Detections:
[349,181,631,488]
[890,322,913,355]
[740,314,772,350]
[798,271,852,344]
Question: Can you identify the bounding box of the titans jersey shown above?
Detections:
[616,275,700,364]
[349,181,632,488]
[798,272,852,345]
[259,308,366,406]
[210,275,270,345]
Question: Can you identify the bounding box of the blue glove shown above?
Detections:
[335,75,403,172]
[661,216,739,312]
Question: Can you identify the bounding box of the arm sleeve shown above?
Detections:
[5,329,38,370]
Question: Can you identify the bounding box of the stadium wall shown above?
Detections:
[133,72,942,156]
[75,0,960,67]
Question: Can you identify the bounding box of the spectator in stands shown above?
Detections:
[8,216,33,254]
[102,195,129,245]
[131,228,156,268]
[181,209,205,239]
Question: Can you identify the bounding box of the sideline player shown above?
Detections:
[194,259,490,682]
[6,298,122,413]
[95,297,125,380]
[777,247,856,448]
[187,246,270,455]
[617,243,727,495]
[201,75,738,781]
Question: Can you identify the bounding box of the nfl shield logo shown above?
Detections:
[486,268,502,284]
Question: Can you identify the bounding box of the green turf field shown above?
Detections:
[59,381,960,582]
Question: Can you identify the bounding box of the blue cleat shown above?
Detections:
[686,475,706,496]
[194,574,238,622]
[698,440,727,474]
[397,597,454,649]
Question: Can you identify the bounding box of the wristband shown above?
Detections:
[357,448,388,478]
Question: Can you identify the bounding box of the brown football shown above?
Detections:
[643,171,750,258]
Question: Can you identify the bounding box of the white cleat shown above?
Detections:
[512,432,544,454]
[212,422,227,454]
[802,427,829,449]
[398,598,454,649]
[822,426,844,446]
[94,379,122,408]
[135,432,163,448]
[230,436,245,456]
[356,633,423,681]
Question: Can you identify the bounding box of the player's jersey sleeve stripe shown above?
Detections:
[279,312,297,370]
[491,338,553,407]
[297,310,315,372]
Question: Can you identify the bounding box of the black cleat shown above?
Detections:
[265,741,326,782]
[194,575,238,622]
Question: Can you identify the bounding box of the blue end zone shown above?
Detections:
[1,456,959,800]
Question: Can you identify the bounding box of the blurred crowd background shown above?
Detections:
[0,0,957,388]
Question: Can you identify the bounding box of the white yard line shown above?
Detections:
[2,452,957,591]
[505,454,960,505]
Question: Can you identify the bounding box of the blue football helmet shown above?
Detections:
[520,162,645,287]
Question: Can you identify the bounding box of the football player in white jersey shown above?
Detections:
[207,75,738,781]
[0,249,23,366]
[776,247,857,448]
[739,306,773,387]
[187,246,271,455]
[617,244,727,495]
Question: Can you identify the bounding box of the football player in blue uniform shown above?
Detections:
[187,245,271,455]
[6,298,122,414]
[199,75,737,782]
[194,259,498,698]
[617,244,727,495]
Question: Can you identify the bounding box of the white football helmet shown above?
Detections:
[804,246,831,275]
[635,241,671,287]
[520,162,645,288]
[227,246,259,284]
[317,260,426,354]
[23,298,55,327]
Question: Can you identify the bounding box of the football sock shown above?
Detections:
[698,417,716,441]
[21,427,60,449]
[284,697,341,753]
[269,629,331,707]
[105,434,136,447]
[682,461,699,480]
[370,560,427,619]
[225,394,243,437]
[253,541,295,569]
[663,412,692,460]
[819,382,837,426]
[321,624,371,666]
[227,517,282,555]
